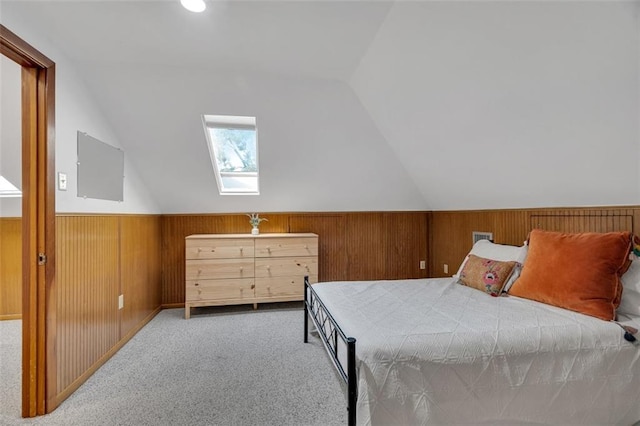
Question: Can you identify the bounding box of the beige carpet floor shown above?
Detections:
[0,304,345,426]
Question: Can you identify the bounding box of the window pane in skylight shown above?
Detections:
[208,128,257,173]
[203,115,259,195]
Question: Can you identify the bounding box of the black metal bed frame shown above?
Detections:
[303,276,357,426]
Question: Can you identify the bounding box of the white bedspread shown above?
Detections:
[312,278,640,425]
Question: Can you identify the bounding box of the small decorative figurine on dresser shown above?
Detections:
[247,213,267,235]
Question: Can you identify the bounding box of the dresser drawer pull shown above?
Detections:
[251,284,255,289]
[194,282,199,286]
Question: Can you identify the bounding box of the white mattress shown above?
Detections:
[312,278,640,425]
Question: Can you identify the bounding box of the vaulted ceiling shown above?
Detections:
[1,0,638,212]
[3,0,393,80]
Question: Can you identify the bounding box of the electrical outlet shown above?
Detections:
[444,264,449,274]
[118,294,124,310]
[419,260,426,270]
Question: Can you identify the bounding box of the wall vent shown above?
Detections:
[472,231,493,244]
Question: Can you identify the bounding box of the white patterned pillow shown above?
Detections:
[619,257,640,317]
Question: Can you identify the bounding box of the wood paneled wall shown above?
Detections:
[52,215,162,406]
[120,216,162,338]
[430,207,640,278]
[161,212,429,306]
[0,217,22,320]
[55,216,120,394]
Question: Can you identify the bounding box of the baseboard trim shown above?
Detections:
[47,306,162,412]
[161,303,184,309]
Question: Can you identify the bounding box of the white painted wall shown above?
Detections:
[0,56,22,217]
[351,1,640,210]
[0,10,159,214]
[81,65,426,213]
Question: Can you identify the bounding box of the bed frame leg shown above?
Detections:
[304,275,357,424]
[347,337,357,426]
[303,275,309,343]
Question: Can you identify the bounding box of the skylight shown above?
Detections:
[0,175,21,198]
[202,115,259,195]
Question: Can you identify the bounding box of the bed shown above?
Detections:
[303,228,640,425]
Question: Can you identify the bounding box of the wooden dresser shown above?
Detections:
[184,233,318,318]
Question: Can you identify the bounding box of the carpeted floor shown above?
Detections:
[0,304,346,426]
[0,318,21,423]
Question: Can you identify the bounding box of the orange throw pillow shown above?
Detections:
[508,229,632,321]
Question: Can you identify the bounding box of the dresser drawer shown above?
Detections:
[186,259,254,280]
[255,256,318,278]
[186,239,254,260]
[255,237,318,258]
[184,233,319,318]
[255,275,317,298]
[186,278,255,302]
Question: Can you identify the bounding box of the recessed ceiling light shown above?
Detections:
[181,0,206,13]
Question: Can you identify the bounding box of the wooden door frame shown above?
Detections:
[0,25,55,417]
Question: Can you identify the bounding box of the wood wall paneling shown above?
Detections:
[161,212,430,306]
[429,207,638,278]
[119,216,162,337]
[0,218,22,319]
[530,211,633,234]
[383,212,429,280]
[52,215,162,407]
[55,216,120,394]
[345,213,385,280]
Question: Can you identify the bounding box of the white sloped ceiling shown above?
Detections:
[78,64,426,213]
[351,1,640,210]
